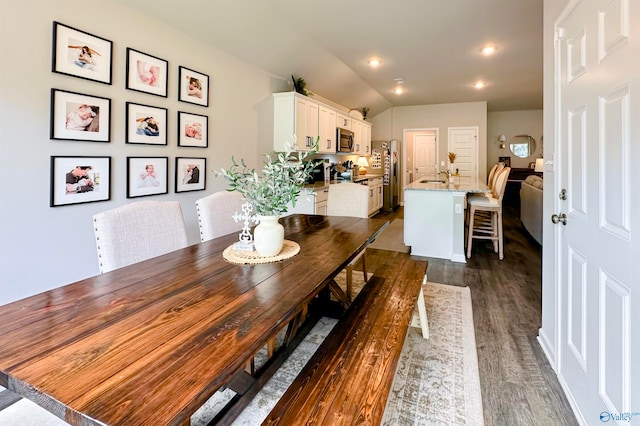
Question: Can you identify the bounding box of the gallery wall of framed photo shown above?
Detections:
[1,0,287,305]
[50,20,211,207]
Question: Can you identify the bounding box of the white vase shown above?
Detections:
[253,215,284,257]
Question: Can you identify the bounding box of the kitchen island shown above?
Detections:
[404,177,488,262]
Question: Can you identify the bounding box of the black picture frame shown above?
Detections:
[178,66,209,107]
[498,156,511,168]
[177,111,208,147]
[50,156,111,207]
[51,21,113,85]
[126,48,168,97]
[50,88,111,142]
[126,157,169,198]
[175,157,206,193]
[125,102,168,145]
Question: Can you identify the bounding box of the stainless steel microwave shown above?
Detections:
[337,128,354,153]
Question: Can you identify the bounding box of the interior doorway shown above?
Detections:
[405,129,439,187]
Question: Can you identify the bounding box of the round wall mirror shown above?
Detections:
[509,134,536,158]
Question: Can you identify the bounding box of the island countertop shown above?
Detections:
[404,177,488,193]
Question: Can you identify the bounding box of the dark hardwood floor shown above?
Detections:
[372,205,578,426]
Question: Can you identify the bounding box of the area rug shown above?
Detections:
[227,282,484,426]
[368,219,410,253]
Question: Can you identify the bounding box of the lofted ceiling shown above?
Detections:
[118,0,543,117]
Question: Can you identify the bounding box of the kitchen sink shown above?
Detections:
[420,179,446,184]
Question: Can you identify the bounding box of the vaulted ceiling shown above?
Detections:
[119,0,543,116]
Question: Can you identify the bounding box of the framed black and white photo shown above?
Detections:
[126,48,168,97]
[50,89,111,142]
[50,156,111,207]
[178,111,208,147]
[498,156,511,168]
[178,66,209,107]
[175,157,206,193]
[51,21,113,84]
[127,157,169,198]
[126,102,168,145]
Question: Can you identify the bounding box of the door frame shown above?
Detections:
[403,127,439,191]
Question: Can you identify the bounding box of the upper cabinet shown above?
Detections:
[336,113,352,130]
[273,92,319,151]
[352,120,363,155]
[351,121,372,155]
[273,92,371,153]
[318,105,336,154]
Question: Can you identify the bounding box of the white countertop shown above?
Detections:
[404,177,488,193]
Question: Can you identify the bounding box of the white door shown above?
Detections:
[448,127,478,185]
[413,133,437,180]
[556,0,639,423]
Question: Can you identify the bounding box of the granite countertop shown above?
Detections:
[404,177,488,193]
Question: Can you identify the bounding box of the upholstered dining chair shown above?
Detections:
[92,200,188,273]
[326,183,370,300]
[195,191,247,242]
[466,167,510,260]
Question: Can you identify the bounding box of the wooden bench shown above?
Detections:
[263,249,428,425]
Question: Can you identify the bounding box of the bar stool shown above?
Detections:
[466,167,510,260]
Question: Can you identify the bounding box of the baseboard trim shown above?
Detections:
[537,327,557,371]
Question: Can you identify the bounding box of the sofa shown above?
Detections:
[520,175,543,244]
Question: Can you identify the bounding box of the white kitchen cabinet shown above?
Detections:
[351,120,364,155]
[318,105,336,154]
[315,187,328,215]
[362,123,372,155]
[273,92,319,151]
[367,177,383,215]
[336,113,351,130]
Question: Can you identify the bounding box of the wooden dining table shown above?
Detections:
[0,214,389,426]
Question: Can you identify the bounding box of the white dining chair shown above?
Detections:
[195,191,247,242]
[466,167,510,260]
[326,183,370,300]
[92,201,188,273]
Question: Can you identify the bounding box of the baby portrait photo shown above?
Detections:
[50,156,111,206]
[126,48,168,97]
[178,111,208,147]
[50,89,110,142]
[127,157,168,198]
[126,102,167,145]
[178,66,209,107]
[52,21,113,84]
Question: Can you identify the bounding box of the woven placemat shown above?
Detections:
[222,240,300,264]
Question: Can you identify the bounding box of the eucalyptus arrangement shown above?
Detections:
[215,140,319,216]
[448,152,457,163]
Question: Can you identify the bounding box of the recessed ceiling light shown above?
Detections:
[474,81,486,89]
[481,46,497,55]
[368,59,382,67]
[394,87,403,95]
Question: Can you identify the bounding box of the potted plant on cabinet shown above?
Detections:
[215,140,318,257]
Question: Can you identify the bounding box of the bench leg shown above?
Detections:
[410,273,429,339]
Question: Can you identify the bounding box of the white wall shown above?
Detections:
[370,102,488,182]
[488,110,543,170]
[0,0,287,305]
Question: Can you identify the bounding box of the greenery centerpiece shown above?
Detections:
[215,140,318,256]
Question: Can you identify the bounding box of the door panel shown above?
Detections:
[413,133,436,180]
[448,127,477,185]
[556,0,638,422]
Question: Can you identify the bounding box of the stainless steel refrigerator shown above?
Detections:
[371,140,401,211]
